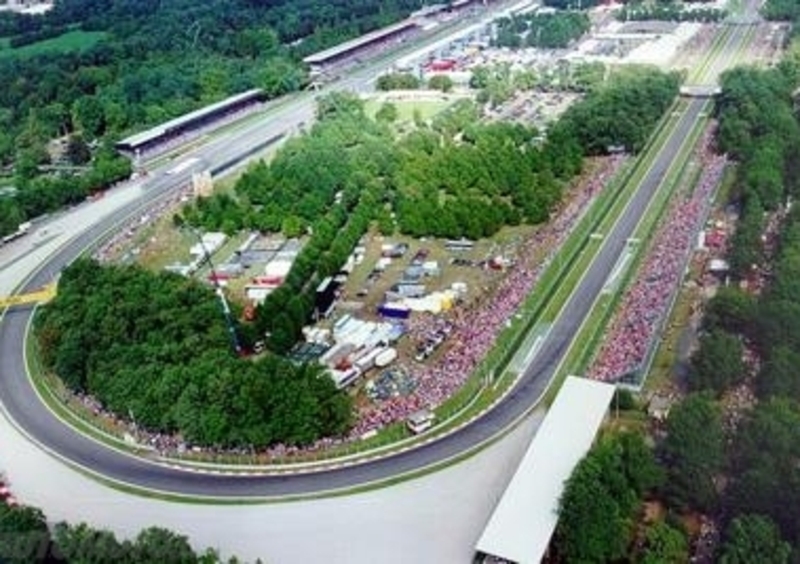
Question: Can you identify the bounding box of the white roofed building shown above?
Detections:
[475,376,616,564]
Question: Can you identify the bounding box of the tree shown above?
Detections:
[639,521,689,564]
[660,393,724,512]
[315,92,365,122]
[375,102,398,124]
[72,96,105,138]
[469,66,491,89]
[65,134,92,166]
[719,514,791,564]
[757,345,800,400]
[727,399,800,538]
[702,286,755,336]
[689,329,745,394]
[428,74,453,92]
[0,504,51,564]
[556,454,631,563]
[556,432,660,562]
[376,72,420,91]
[131,527,197,564]
[53,522,130,563]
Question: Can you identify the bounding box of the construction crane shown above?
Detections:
[190,228,243,355]
[0,284,57,309]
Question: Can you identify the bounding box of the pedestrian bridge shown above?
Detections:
[680,85,722,98]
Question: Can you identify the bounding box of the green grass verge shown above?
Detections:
[363,97,455,123]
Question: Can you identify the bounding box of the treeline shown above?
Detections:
[493,11,590,49]
[549,66,680,154]
[0,497,251,564]
[762,0,800,21]
[666,209,800,562]
[7,24,71,48]
[0,143,132,237]
[716,64,800,278]
[36,258,353,448]
[376,72,422,91]
[617,5,725,22]
[257,193,375,354]
[673,55,800,560]
[470,60,607,107]
[0,0,433,237]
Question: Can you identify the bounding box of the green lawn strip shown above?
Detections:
[732,23,758,67]
[552,114,711,397]
[699,22,757,86]
[0,30,107,58]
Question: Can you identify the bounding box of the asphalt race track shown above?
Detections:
[0,96,708,498]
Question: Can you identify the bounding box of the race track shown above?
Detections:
[0,98,708,498]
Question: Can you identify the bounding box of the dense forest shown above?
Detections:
[554,53,800,563]
[0,496,248,564]
[0,0,432,237]
[35,258,353,448]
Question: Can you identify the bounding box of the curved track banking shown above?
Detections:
[0,24,750,499]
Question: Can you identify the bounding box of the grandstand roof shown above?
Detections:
[303,20,418,65]
[116,88,264,150]
[475,376,616,564]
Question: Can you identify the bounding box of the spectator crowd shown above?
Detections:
[588,127,726,384]
[345,154,629,439]
[70,154,632,458]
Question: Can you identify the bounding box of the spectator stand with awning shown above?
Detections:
[303,21,420,73]
[115,88,266,155]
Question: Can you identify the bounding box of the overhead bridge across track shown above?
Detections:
[680,85,722,98]
[0,284,57,309]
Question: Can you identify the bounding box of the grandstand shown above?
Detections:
[115,89,267,158]
[303,21,422,75]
